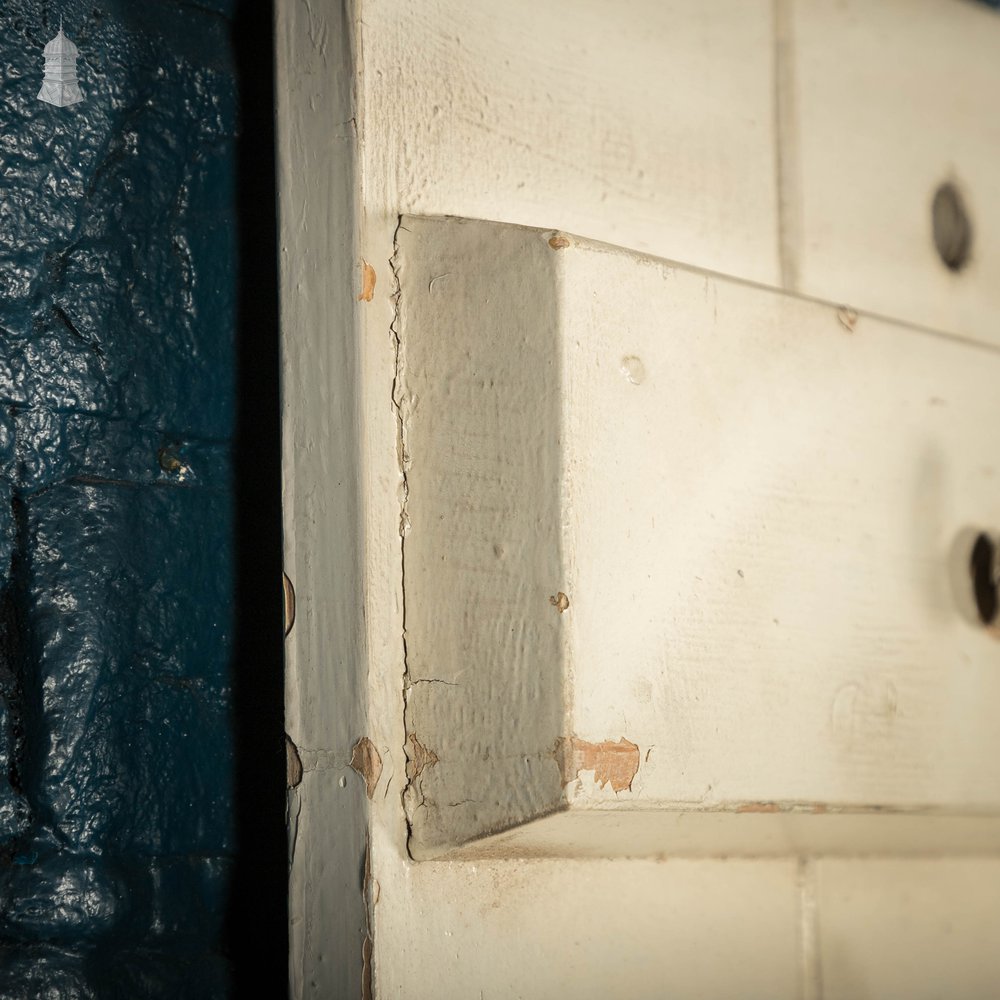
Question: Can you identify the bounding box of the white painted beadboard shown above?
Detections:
[375,858,803,1000]
[362,0,781,286]
[788,0,1000,346]
[274,0,1000,995]
[816,859,1000,1000]
[398,215,1000,859]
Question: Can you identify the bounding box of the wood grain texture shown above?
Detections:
[789,0,1000,345]
[362,0,780,285]
[275,1,368,995]
[396,218,566,858]
[817,859,1000,1000]
[398,215,1000,860]
[277,1,1000,995]
[448,810,1000,861]
[375,858,802,1000]
[561,232,1000,812]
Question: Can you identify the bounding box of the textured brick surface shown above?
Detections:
[0,2,237,993]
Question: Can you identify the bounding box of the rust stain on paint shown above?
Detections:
[350,737,383,800]
[358,259,377,301]
[548,235,571,250]
[556,736,640,792]
[549,591,570,613]
[285,734,303,789]
[405,733,440,782]
[836,305,858,332]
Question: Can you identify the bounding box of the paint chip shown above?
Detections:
[405,734,439,782]
[620,355,645,386]
[836,306,858,332]
[549,592,570,613]
[555,736,640,792]
[548,235,571,250]
[282,572,295,637]
[286,734,303,789]
[350,737,383,799]
[358,259,376,302]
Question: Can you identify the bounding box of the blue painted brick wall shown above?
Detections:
[0,3,239,994]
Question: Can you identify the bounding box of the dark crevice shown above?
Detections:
[0,486,47,875]
[225,0,287,994]
[0,2,286,990]
[0,527,26,804]
[6,494,38,827]
[52,304,105,357]
[970,532,998,626]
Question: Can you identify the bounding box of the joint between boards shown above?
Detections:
[797,858,822,1000]
[774,0,802,293]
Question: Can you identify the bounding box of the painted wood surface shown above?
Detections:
[274,2,369,996]
[363,0,781,286]
[787,0,1000,345]
[398,215,1000,859]
[276,0,1000,995]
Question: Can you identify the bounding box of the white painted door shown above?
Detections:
[276,2,1000,997]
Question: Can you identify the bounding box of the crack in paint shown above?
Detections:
[405,733,439,783]
[388,217,420,859]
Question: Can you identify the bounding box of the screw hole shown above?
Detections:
[932,182,972,272]
[969,532,998,626]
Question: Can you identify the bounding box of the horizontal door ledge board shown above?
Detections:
[397,215,1000,860]
[442,809,1000,861]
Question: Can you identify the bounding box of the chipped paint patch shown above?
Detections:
[556,736,640,792]
[549,591,570,613]
[836,305,858,332]
[350,737,383,799]
[358,259,377,301]
[286,734,303,789]
[361,836,374,1000]
[282,572,295,637]
[736,801,782,813]
[548,234,571,250]
[405,734,439,782]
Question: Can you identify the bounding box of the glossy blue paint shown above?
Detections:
[0,2,239,993]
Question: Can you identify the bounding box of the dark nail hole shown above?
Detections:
[969,532,997,626]
[932,182,972,272]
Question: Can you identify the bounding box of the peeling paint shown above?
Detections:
[350,737,384,800]
[361,935,373,1000]
[286,734,303,789]
[736,801,782,813]
[405,734,440,782]
[358,258,377,301]
[548,234,571,250]
[836,305,858,332]
[362,836,374,1000]
[282,572,296,637]
[556,736,640,792]
[549,591,570,613]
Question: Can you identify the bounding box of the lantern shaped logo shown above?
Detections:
[37,21,84,108]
